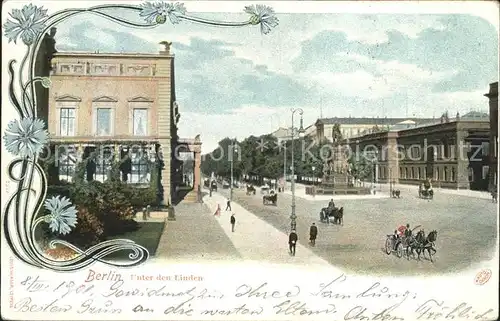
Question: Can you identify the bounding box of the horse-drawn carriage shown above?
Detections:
[246,185,256,195]
[385,227,438,262]
[418,184,433,200]
[319,206,344,225]
[263,191,277,205]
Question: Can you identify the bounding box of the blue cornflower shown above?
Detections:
[244,5,279,35]
[3,118,49,158]
[140,1,187,24]
[43,196,78,235]
[3,4,48,45]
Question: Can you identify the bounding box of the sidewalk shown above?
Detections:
[203,192,332,267]
[154,202,241,262]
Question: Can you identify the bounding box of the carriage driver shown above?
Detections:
[328,199,335,209]
[397,224,411,237]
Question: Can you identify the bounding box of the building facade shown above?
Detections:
[342,118,491,191]
[312,117,436,143]
[43,41,201,204]
[485,82,498,190]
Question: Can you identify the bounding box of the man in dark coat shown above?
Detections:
[309,223,318,246]
[226,198,231,211]
[230,214,236,232]
[289,230,298,256]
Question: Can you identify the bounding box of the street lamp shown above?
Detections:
[230,140,238,201]
[283,141,287,192]
[290,108,305,231]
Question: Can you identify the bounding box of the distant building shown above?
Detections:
[270,127,294,143]
[341,116,491,191]
[271,124,316,145]
[485,82,498,190]
[312,117,436,143]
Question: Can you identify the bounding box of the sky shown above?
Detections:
[51,4,499,153]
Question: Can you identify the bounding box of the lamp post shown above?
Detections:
[290,108,305,231]
[283,142,287,192]
[230,140,238,201]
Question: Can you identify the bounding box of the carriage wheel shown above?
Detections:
[396,243,404,258]
[384,238,392,255]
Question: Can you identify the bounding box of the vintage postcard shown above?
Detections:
[1,0,499,320]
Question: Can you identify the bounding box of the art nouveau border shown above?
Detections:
[2,1,279,272]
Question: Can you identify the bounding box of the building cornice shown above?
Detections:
[53,52,174,59]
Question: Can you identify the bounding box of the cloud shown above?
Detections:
[52,12,497,153]
[55,21,156,53]
[172,37,312,114]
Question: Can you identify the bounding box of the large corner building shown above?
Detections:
[36,29,201,204]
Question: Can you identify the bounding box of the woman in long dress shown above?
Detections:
[213,203,221,217]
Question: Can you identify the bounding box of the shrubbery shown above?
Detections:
[44,152,160,249]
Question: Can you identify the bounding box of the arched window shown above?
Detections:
[58,145,76,182]
[451,167,456,182]
[130,146,150,184]
[95,146,114,182]
[444,166,448,181]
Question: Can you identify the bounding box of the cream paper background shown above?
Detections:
[1,1,499,320]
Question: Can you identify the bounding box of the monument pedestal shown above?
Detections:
[306,171,371,195]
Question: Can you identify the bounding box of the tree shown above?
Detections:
[347,152,373,181]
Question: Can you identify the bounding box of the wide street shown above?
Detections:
[218,185,497,275]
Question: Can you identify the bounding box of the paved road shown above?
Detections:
[220,187,497,275]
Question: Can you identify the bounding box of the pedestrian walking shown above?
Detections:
[289,230,298,256]
[213,204,221,217]
[230,213,236,232]
[309,223,318,246]
[226,198,231,211]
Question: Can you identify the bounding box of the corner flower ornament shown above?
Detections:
[2,1,278,272]
[3,4,48,45]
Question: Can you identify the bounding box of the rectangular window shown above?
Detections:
[444,166,448,181]
[96,108,112,136]
[451,167,456,182]
[60,108,76,136]
[133,108,148,136]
